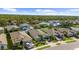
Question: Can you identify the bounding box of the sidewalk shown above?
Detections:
[31,41,66,50]
[30,44,50,50]
[31,37,79,50]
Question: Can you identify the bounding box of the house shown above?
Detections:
[6,25,19,32]
[48,20,61,26]
[28,29,41,41]
[39,22,50,26]
[36,29,51,42]
[73,20,79,24]
[28,29,50,42]
[43,28,56,36]
[0,27,7,50]
[44,28,64,41]
[68,20,79,24]
[10,31,34,49]
[19,23,33,32]
[58,28,76,37]
[70,27,79,32]
[66,29,77,37]
[55,31,64,40]
[8,20,17,25]
[39,22,50,28]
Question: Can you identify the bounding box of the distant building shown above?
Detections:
[48,20,61,26]
[8,20,17,25]
[6,25,19,32]
[39,22,50,26]
[19,23,33,32]
[0,27,7,50]
[70,27,79,32]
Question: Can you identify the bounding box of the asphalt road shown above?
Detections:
[45,41,79,50]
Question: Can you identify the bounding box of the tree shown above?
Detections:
[50,35,57,42]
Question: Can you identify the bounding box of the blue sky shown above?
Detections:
[0,8,79,16]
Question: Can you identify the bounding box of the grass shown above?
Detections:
[4,28,13,49]
[72,24,79,28]
[35,42,46,47]
[52,38,58,43]
[52,39,58,43]
[63,37,76,43]
[66,40,76,43]
[41,28,49,32]
[37,45,50,50]
[14,45,23,50]
[32,39,46,47]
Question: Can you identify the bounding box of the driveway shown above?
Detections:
[45,41,79,50]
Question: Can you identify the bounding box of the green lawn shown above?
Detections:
[37,45,50,50]
[41,28,49,32]
[66,40,76,43]
[4,28,13,49]
[35,42,47,47]
[32,39,46,47]
[72,24,79,28]
[63,37,76,43]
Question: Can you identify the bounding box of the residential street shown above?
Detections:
[45,40,79,50]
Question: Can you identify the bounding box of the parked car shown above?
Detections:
[24,41,34,49]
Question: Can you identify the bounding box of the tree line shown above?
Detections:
[0,14,79,26]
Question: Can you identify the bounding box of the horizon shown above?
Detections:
[0,8,79,16]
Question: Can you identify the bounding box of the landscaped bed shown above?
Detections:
[35,43,45,47]
[36,45,50,50]
[32,39,47,47]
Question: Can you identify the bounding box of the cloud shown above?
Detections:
[2,8,17,12]
[0,8,79,16]
[68,9,79,12]
[35,9,41,12]
[35,9,58,15]
[35,9,56,13]
[35,8,79,15]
